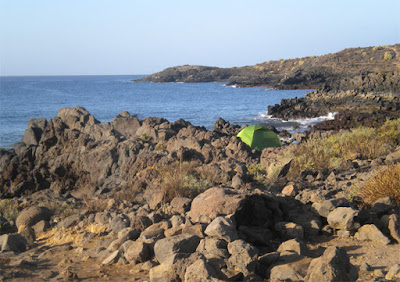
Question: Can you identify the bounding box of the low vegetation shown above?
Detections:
[285,118,400,178]
[0,199,19,223]
[358,163,400,206]
[159,161,218,202]
[40,201,78,219]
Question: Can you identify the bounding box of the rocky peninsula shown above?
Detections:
[0,44,399,281]
[137,44,400,130]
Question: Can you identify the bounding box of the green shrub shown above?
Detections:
[378,118,400,145]
[358,163,400,206]
[140,134,152,142]
[384,51,393,60]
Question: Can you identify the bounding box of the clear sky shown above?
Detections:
[0,0,399,76]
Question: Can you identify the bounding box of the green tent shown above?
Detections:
[237,124,281,150]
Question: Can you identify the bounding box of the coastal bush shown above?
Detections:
[358,163,400,206]
[160,161,215,202]
[286,119,400,178]
[378,118,400,145]
[0,199,18,222]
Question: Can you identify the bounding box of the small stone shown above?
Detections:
[204,216,238,242]
[170,197,192,214]
[388,214,400,244]
[258,252,280,267]
[305,247,358,281]
[153,234,200,265]
[277,239,307,255]
[386,264,400,280]
[281,184,297,197]
[0,233,27,252]
[327,207,359,231]
[101,250,120,265]
[373,268,385,277]
[227,239,259,276]
[62,269,78,280]
[18,225,36,245]
[355,224,390,245]
[372,197,395,215]
[360,262,372,271]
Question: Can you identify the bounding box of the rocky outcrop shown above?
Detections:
[0,107,257,198]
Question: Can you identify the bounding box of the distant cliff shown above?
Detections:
[135,44,400,93]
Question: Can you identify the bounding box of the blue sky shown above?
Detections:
[0,0,399,76]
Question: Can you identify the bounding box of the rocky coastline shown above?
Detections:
[136,44,400,131]
[0,44,400,281]
[0,106,399,280]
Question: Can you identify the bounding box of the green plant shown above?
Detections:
[358,163,400,206]
[378,118,400,145]
[140,134,152,142]
[384,51,393,60]
[246,162,281,186]
[0,199,18,222]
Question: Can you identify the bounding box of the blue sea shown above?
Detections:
[0,75,331,149]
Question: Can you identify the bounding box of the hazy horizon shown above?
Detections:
[1,0,399,76]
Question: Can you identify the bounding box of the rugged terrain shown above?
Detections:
[135,44,400,90]
[0,107,399,281]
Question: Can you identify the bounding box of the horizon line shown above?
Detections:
[0,74,149,77]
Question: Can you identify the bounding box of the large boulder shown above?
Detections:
[0,233,27,252]
[327,207,359,231]
[124,241,152,264]
[184,258,227,281]
[16,206,53,229]
[204,216,238,242]
[189,187,245,222]
[227,239,259,276]
[305,246,358,281]
[153,234,200,265]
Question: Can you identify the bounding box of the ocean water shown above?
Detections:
[0,75,330,149]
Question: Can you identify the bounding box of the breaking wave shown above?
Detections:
[255,112,337,132]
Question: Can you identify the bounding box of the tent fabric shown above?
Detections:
[237,124,281,150]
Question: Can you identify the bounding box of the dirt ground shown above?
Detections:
[0,229,399,281]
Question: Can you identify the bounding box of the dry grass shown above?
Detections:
[358,163,400,206]
[160,161,215,202]
[82,195,108,213]
[285,119,400,178]
[40,201,77,219]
